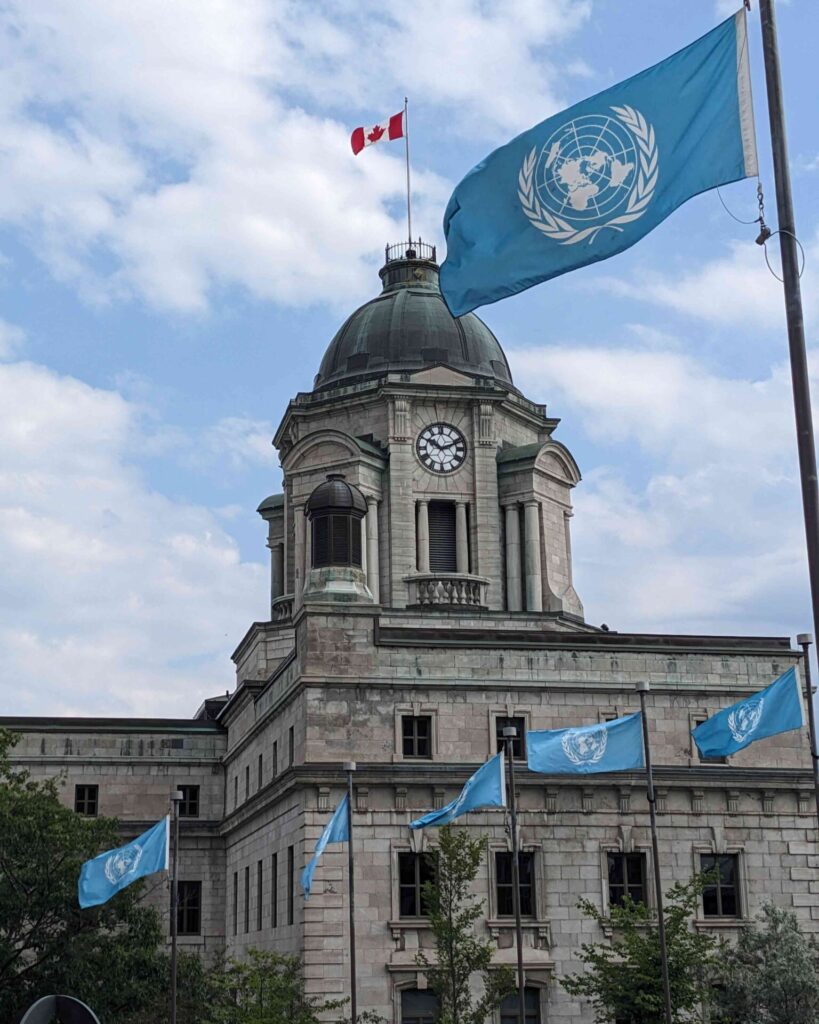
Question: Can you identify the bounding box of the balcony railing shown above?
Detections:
[405,573,489,608]
[271,595,294,622]
[385,239,437,264]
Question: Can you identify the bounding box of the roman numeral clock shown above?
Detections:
[416,422,467,474]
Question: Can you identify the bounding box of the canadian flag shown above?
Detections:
[351,111,405,155]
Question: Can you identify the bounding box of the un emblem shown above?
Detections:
[104,842,143,885]
[561,726,608,766]
[519,105,658,245]
[728,697,765,744]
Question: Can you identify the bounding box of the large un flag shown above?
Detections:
[440,11,758,317]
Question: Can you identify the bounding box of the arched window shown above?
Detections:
[401,989,439,1024]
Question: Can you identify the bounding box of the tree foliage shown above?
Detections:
[710,902,819,1024]
[561,875,719,1024]
[200,950,346,1024]
[0,728,176,1022]
[417,826,514,1024]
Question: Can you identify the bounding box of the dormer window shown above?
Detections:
[305,474,367,569]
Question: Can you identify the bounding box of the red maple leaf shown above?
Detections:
[367,124,385,143]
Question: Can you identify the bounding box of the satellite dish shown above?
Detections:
[17,995,101,1024]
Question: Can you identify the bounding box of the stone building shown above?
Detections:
[3,242,817,1023]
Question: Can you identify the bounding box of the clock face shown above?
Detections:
[416,422,467,474]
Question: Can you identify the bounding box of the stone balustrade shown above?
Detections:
[271,595,294,622]
[404,573,489,608]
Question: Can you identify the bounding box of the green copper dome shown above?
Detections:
[314,247,513,391]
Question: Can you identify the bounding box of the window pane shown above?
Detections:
[703,886,719,917]
[500,987,540,1024]
[720,888,737,916]
[495,717,526,758]
[607,853,624,886]
[401,989,440,1024]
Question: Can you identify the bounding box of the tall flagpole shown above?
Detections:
[170,790,183,1024]
[404,97,413,251]
[756,1,819,675]
[344,762,358,1024]
[502,727,526,1024]
[797,634,819,822]
[635,684,673,1024]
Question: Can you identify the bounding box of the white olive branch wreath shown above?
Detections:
[518,105,659,246]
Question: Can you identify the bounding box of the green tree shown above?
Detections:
[710,902,819,1024]
[0,728,178,1022]
[417,825,514,1024]
[561,875,719,1024]
[201,949,346,1024]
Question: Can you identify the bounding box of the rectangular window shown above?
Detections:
[607,852,647,907]
[693,718,728,764]
[496,851,535,917]
[177,880,202,936]
[701,854,740,917]
[287,845,294,925]
[402,715,432,759]
[74,784,98,816]
[232,871,238,936]
[257,860,263,930]
[500,988,540,1024]
[258,753,263,790]
[233,775,238,809]
[178,784,199,818]
[245,765,250,802]
[288,726,294,768]
[244,866,250,933]
[428,500,457,573]
[495,716,526,760]
[398,852,436,917]
[401,990,440,1024]
[271,852,278,928]
[272,740,278,777]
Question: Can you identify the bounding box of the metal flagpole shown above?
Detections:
[404,97,413,251]
[756,0,819,678]
[344,762,358,1024]
[797,634,819,822]
[635,683,673,1024]
[502,727,526,1024]
[170,789,183,1024]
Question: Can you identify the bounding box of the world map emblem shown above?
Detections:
[519,105,658,246]
[561,725,608,766]
[104,842,144,885]
[728,696,764,744]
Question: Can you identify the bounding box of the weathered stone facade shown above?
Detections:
[3,246,817,1023]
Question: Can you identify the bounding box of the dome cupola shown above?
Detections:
[314,242,514,391]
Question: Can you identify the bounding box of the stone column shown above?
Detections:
[455,501,469,574]
[270,541,284,603]
[304,516,312,585]
[293,505,306,608]
[505,505,522,611]
[366,497,380,602]
[524,500,543,612]
[416,500,430,573]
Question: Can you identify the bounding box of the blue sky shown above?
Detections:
[0,0,817,717]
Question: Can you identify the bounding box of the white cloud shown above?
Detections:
[204,416,277,470]
[0,320,25,360]
[598,233,818,330]
[510,344,811,635]
[0,0,590,312]
[0,360,266,716]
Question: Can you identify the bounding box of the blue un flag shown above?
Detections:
[440,11,757,316]
[78,816,169,909]
[527,712,645,775]
[692,667,804,759]
[409,752,506,829]
[301,794,349,900]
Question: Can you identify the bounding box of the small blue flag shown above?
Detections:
[78,816,169,909]
[410,752,506,829]
[527,712,645,775]
[440,11,757,316]
[692,667,804,759]
[301,794,349,900]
